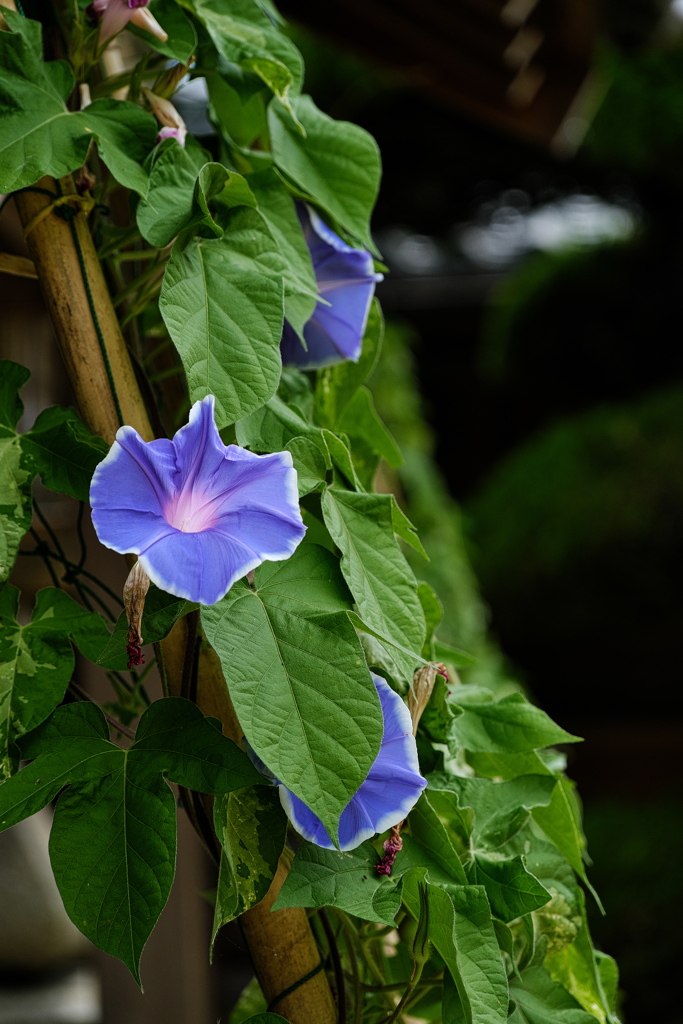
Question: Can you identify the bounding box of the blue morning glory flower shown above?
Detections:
[90,396,305,606]
[255,673,426,851]
[280,204,383,370]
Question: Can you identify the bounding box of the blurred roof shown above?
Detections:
[278,0,599,150]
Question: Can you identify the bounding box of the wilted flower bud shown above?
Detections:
[123,559,150,668]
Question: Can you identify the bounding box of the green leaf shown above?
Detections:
[236,395,325,453]
[450,692,582,754]
[159,210,284,428]
[428,773,557,851]
[0,10,154,193]
[321,488,426,682]
[394,791,468,885]
[472,855,551,923]
[229,978,267,1023]
[191,0,304,91]
[249,170,318,336]
[532,776,591,885]
[285,436,327,497]
[419,675,461,745]
[509,966,598,1024]
[128,0,197,62]
[313,299,383,428]
[402,873,508,1024]
[0,13,156,195]
[322,430,364,491]
[0,360,28,431]
[212,785,287,942]
[201,544,383,844]
[545,890,614,1024]
[269,95,381,250]
[205,68,269,150]
[95,586,191,671]
[195,162,258,232]
[273,841,400,925]
[136,140,202,247]
[0,433,32,584]
[21,407,107,501]
[418,581,442,659]
[434,641,477,668]
[0,698,261,982]
[338,386,402,469]
[0,362,32,582]
[0,585,104,777]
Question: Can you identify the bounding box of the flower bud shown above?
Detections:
[123,560,150,668]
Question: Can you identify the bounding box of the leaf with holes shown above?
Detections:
[0,698,261,982]
[201,544,383,844]
[212,785,287,943]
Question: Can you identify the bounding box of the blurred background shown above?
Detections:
[2,0,683,1021]
[275,1,683,1020]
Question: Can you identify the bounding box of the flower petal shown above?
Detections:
[90,427,176,554]
[275,673,427,851]
[139,526,262,605]
[98,0,134,42]
[280,204,383,370]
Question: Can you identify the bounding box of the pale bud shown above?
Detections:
[129,6,168,41]
[123,560,151,669]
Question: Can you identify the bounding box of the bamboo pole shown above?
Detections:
[11,175,336,1022]
[14,177,153,445]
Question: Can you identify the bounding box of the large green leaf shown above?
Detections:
[402,873,508,1024]
[201,544,383,843]
[212,785,287,942]
[190,0,303,95]
[21,406,107,502]
[450,691,581,754]
[509,966,597,1024]
[321,488,426,681]
[273,841,401,925]
[249,170,318,336]
[0,12,155,194]
[428,773,557,851]
[471,855,551,924]
[338,386,402,469]
[269,95,381,250]
[159,209,285,428]
[136,140,203,247]
[0,698,261,981]
[532,775,590,883]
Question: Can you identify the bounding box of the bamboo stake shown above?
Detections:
[11,174,336,1023]
[14,177,153,444]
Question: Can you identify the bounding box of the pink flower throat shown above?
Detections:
[164,488,218,533]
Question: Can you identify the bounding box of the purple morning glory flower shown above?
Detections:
[90,396,305,606]
[280,204,383,370]
[260,673,426,851]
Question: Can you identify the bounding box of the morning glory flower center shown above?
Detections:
[164,488,219,534]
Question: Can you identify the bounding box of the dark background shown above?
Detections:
[281,5,683,1021]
